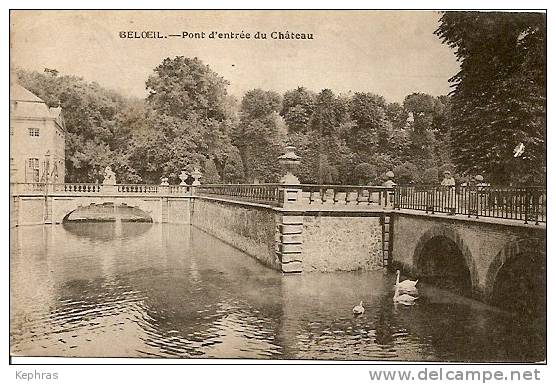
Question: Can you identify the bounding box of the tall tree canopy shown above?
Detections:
[17,55,460,186]
[233,89,286,182]
[146,56,230,121]
[435,12,546,184]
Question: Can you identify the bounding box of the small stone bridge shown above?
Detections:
[11,182,546,308]
[10,182,193,226]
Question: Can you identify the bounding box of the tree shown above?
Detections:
[281,87,316,133]
[203,158,221,183]
[348,92,390,156]
[309,89,348,137]
[146,56,230,121]
[233,89,286,182]
[354,162,377,185]
[435,12,546,184]
[386,102,409,131]
[421,167,439,184]
[403,93,435,134]
[393,162,418,184]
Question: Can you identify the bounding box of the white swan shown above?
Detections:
[395,270,418,294]
[352,301,365,315]
[393,285,418,306]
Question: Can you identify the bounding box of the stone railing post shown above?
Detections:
[159,176,169,195]
[46,182,55,196]
[280,185,303,207]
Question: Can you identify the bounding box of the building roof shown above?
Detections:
[10,84,65,127]
[10,83,45,103]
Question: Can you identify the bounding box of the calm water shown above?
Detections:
[10,223,545,361]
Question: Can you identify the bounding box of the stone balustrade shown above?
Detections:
[117,184,159,194]
[196,183,394,208]
[54,183,103,193]
[10,182,192,196]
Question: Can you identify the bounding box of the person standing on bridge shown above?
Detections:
[441,171,456,214]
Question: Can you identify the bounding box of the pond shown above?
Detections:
[10,223,545,361]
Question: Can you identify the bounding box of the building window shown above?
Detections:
[10,127,14,136]
[28,158,40,182]
[28,128,40,137]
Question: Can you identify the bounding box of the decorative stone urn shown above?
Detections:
[160,177,169,186]
[382,170,396,188]
[179,170,189,186]
[191,167,202,186]
[278,146,301,185]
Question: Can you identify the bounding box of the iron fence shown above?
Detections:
[394,185,546,224]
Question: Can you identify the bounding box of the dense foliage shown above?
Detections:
[435,12,546,184]
[16,61,454,185]
[20,14,545,188]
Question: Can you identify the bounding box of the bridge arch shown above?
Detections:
[51,196,160,224]
[485,238,546,316]
[62,203,153,223]
[412,225,479,297]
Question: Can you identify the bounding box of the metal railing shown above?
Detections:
[196,184,394,208]
[196,184,283,206]
[394,185,546,224]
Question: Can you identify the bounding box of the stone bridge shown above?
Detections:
[11,182,546,312]
[391,210,546,307]
[10,183,193,226]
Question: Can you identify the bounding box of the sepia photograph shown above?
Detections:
[9,9,546,365]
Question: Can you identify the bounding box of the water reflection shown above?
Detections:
[63,222,153,242]
[10,223,545,361]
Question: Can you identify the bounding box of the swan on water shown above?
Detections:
[393,285,418,306]
[395,270,418,294]
[353,301,365,315]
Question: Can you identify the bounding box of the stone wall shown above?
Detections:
[167,198,191,224]
[191,198,281,270]
[191,197,386,273]
[301,214,383,272]
[16,197,45,225]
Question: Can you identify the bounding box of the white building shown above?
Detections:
[10,84,66,183]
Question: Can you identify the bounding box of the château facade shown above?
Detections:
[10,84,66,183]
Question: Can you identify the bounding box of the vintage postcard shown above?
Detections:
[9,10,546,365]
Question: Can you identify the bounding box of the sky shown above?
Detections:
[10,10,460,103]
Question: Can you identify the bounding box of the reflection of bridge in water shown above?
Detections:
[10,182,546,315]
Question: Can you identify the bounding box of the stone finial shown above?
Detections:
[160,176,169,186]
[279,146,301,185]
[179,170,189,186]
[382,170,396,188]
[191,167,202,186]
